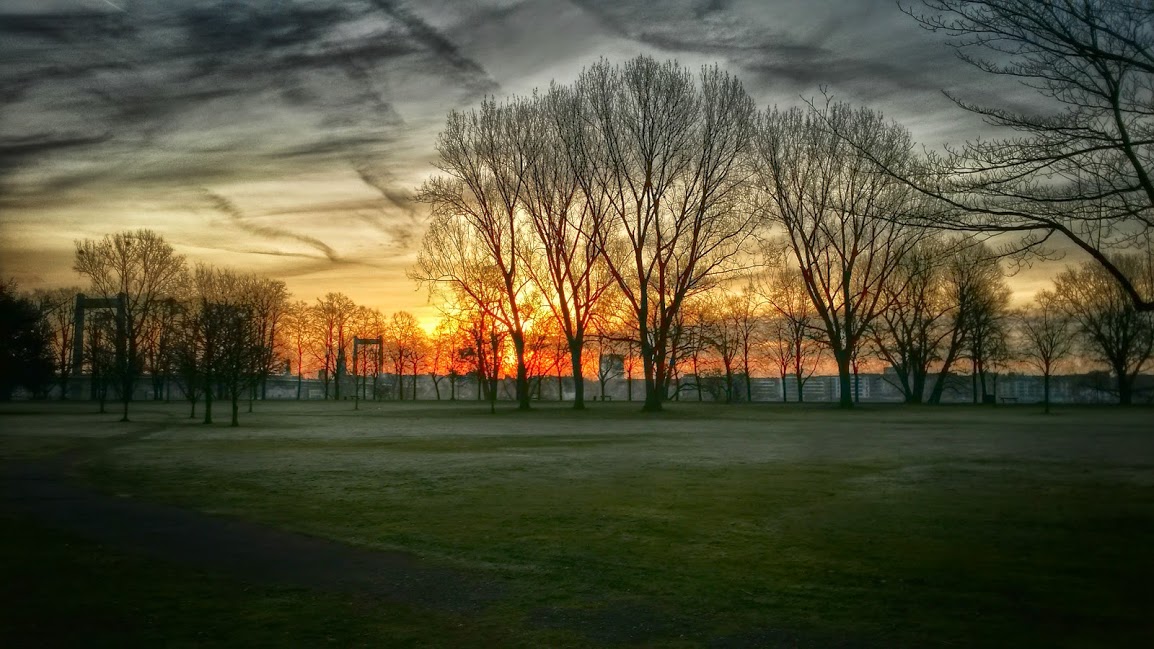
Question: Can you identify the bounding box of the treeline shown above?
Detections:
[409,54,1154,411]
[15,230,289,426]
[1,226,1150,415]
[6,1,1154,414]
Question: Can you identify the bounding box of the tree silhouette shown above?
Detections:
[893,0,1154,311]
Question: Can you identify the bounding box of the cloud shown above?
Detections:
[201,189,343,263]
[0,0,1061,309]
[0,0,494,200]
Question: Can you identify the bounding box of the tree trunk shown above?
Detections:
[1117,366,1133,405]
[744,358,753,402]
[909,368,925,405]
[511,331,530,411]
[230,392,239,427]
[640,335,663,412]
[570,342,585,409]
[835,350,853,408]
[203,384,213,424]
[724,363,734,404]
[1043,372,1051,414]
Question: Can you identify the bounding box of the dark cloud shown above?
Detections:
[0,10,135,42]
[0,133,113,168]
[363,0,499,95]
[0,0,494,202]
[1,0,1052,304]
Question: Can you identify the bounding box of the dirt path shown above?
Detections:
[0,421,499,613]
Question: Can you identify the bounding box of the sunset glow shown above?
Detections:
[2,0,1072,309]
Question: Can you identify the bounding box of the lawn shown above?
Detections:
[3,400,1153,647]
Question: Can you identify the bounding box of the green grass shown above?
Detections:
[4,400,1154,647]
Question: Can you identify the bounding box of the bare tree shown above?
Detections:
[33,287,83,398]
[696,293,745,403]
[171,297,205,418]
[1012,290,1077,413]
[1054,255,1154,404]
[926,241,1007,403]
[759,265,823,402]
[281,300,315,400]
[680,301,711,401]
[730,283,764,403]
[868,238,956,403]
[575,57,756,411]
[895,0,1154,311]
[415,98,536,410]
[73,229,186,420]
[188,265,264,426]
[520,87,614,409]
[247,277,290,406]
[427,319,459,400]
[964,268,1011,403]
[139,296,182,402]
[313,292,356,400]
[384,311,423,400]
[349,306,384,402]
[754,102,925,407]
[84,310,116,412]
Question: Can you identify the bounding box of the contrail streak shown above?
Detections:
[201,189,343,263]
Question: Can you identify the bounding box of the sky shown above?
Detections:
[0,0,1061,324]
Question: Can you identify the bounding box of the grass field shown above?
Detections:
[3,400,1153,647]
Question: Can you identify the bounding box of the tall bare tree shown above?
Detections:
[965,268,1011,403]
[759,265,823,402]
[171,296,205,418]
[33,287,83,399]
[281,300,315,400]
[73,229,187,420]
[1054,255,1154,404]
[415,98,536,410]
[896,0,1154,311]
[868,238,955,403]
[696,292,746,403]
[383,311,426,401]
[1013,290,1077,413]
[754,102,926,407]
[313,292,356,400]
[520,87,614,409]
[575,56,756,411]
[247,277,289,405]
[927,241,1007,403]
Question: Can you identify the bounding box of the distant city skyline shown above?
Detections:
[1,0,1066,324]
